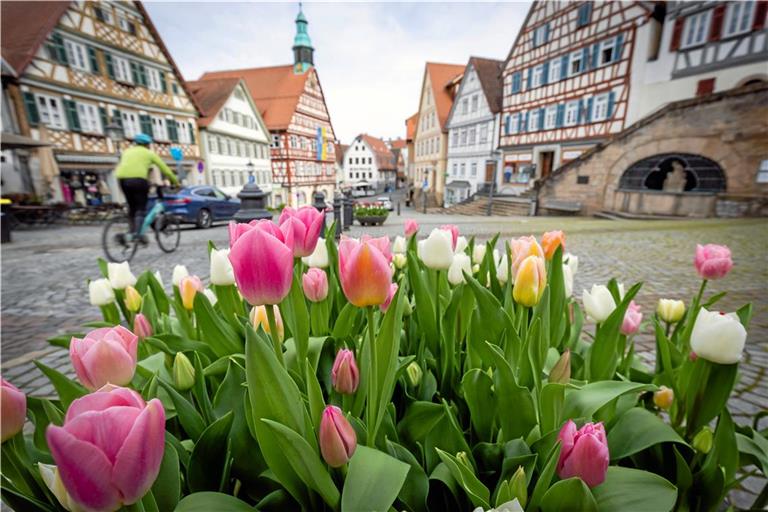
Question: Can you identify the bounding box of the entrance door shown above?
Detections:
[539,151,554,179]
[485,161,495,182]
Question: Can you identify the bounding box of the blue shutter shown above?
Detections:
[504,114,511,134]
[22,92,40,125]
[581,47,589,72]
[560,54,569,79]
[64,100,81,132]
[615,33,624,62]
[538,108,545,130]
[521,111,527,132]
[511,72,521,93]
[607,92,616,118]
[556,104,565,127]
[542,61,550,85]
[591,43,600,68]
[577,100,585,123]
[586,97,594,123]
[544,23,550,43]
[526,68,532,90]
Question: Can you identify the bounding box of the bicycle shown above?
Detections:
[102,187,181,262]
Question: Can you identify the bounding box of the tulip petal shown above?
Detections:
[64,407,141,463]
[69,339,95,391]
[80,339,136,390]
[559,433,609,488]
[339,242,392,307]
[230,227,294,305]
[65,387,145,423]
[47,425,121,512]
[112,399,166,504]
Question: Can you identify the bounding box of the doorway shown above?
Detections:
[539,151,554,179]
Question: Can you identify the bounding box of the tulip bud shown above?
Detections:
[124,285,142,313]
[107,262,137,289]
[173,352,196,391]
[418,229,455,270]
[88,278,115,306]
[541,230,565,260]
[133,313,152,340]
[472,244,486,265]
[456,451,472,469]
[496,253,509,284]
[172,265,189,287]
[693,426,713,454]
[338,237,393,307]
[1,379,26,443]
[302,268,329,303]
[455,236,468,254]
[653,386,674,410]
[278,206,324,257]
[549,350,571,384]
[562,264,574,298]
[448,253,472,286]
[393,253,407,270]
[153,271,164,287]
[582,284,616,323]
[402,298,413,317]
[392,235,407,254]
[513,256,546,307]
[620,301,642,336]
[302,237,330,268]
[203,288,218,306]
[404,219,418,238]
[563,253,579,276]
[406,362,422,386]
[331,349,359,394]
[657,299,685,323]
[557,420,609,488]
[694,244,733,280]
[179,275,203,310]
[472,264,480,275]
[319,405,357,467]
[210,248,235,286]
[510,466,528,509]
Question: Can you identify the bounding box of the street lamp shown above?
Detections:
[105,118,124,156]
[246,160,255,183]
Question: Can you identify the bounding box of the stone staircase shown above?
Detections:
[442,195,532,216]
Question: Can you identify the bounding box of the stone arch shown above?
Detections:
[618,153,726,193]
[736,75,768,87]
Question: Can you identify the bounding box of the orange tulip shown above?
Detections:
[541,230,565,260]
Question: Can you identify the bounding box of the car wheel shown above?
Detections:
[196,208,212,229]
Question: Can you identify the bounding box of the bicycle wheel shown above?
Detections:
[102,216,138,262]
[155,214,181,253]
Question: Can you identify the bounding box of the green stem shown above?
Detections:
[366,306,377,447]
[681,279,708,353]
[123,500,146,512]
[266,305,284,366]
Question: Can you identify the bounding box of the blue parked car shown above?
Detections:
[150,186,241,229]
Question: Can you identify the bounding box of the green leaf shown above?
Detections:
[539,383,566,435]
[736,432,768,477]
[527,443,562,511]
[187,412,233,492]
[385,440,429,512]
[607,408,687,460]
[540,477,597,512]
[151,441,180,511]
[281,275,311,365]
[332,302,360,339]
[461,369,496,441]
[157,380,206,441]
[193,292,243,356]
[592,467,677,512]
[563,381,654,420]
[397,401,445,443]
[34,361,87,409]
[371,286,405,441]
[342,445,410,512]
[684,360,738,436]
[434,448,490,509]
[484,342,537,441]
[174,492,255,511]
[406,256,437,346]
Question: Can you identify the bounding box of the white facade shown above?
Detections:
[199,82,272,196]
[342,136,394,189]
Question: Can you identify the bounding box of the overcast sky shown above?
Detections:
[145,1,531,143]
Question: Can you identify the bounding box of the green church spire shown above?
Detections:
[293,3,314,74]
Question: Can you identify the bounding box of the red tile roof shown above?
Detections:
[425,62,465,130]
[389,138,406,149]
[356,134,396,170]
[334,142,348,165]
[1,1,71,75]
[186,77,240,127]
[405,113,418,141]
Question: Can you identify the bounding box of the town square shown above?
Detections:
[1,1,767,511]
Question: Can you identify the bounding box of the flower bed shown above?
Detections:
[1,209,765,512]
[354,202,389,226]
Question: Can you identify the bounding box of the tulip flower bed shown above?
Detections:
[2,208,766,512]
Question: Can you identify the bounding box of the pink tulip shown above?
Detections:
[380,283,398,312]
[620,301,643,335]
[404,219,419,238]
[229,222,294,305]
[440,224,459,250]
[362,234,393,263]
[302,268,329,302]
[279,206,324,257]
[70,326,138,391]
[331,349,359,394]
[338,236,393,307]
[229,219,292,249]
[46,385,165,511]
[319,405,357,467]
[1,379,26,443]
[694,244,733,280]
[132,313,153,340]
[557,420,609,488]
[510,235,544,277]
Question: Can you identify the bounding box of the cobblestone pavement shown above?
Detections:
[2,212,766,506]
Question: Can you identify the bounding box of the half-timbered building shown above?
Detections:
[1,0,201,204]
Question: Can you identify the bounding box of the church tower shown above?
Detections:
[292,4,314,74]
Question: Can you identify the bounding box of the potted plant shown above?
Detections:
[354,201,389,226]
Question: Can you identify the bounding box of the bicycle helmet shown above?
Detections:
[134,133,153,145]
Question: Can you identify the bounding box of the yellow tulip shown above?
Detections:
[124,286,142,313]
[657,299,685,323]
[653,386,674,410]
[513,256,546,307]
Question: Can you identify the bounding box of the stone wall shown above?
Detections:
[538,84,768,217]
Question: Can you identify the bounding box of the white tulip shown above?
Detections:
[418,229,454,270]
[209,248,235,285]
[691,308,746,364]
[88,278,115,306]
[617,282,626,300]
[455,236,468,255]
[582,284,616,323]
[39,463,80,512]
[393,253,407,270]
[203,288,218,306]
[472,244,486,264]
[301,238,329,268]
[562,264,574,298]
[172,265,189,287]
[447,253,472,285]
[107,262,136,289]
[564,253,578,276]
[392,235,407,254]
[153,271,164,287]
[496,253,509,284]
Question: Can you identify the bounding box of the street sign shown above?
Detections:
[170,147,183,161]
[197,161,204,173]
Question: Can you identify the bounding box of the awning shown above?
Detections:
[56,154,118,164]
[1,132,51,150]
[446,180,471,189]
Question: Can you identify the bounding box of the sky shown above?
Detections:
[145,1,531,144]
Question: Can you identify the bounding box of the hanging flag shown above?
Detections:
[316,127,327,161]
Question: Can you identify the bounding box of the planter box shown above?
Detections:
[355,214,388,226]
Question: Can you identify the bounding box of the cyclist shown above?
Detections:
[115,133,179,242]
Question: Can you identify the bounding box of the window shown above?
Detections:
[121,111,140,138]
[64,40,89,72]
[451,130,459,147]
[532,23,549,47]
[460,128,467,146]
[178,121,191,144]
[510,72,522,93]
[452,163,457,176]
[461,98,469,114]
[569,50,584,75]
[529,109,540,131]
[682,10,712,48]
[471,95,478,112]
[544,105,558,130]
[209,135,219,154]
[93,5,113,24]
[564,101,579,126]
[549,58,561,83]
[470,163,477,176]
[510,113,520,134]
[757,160,768,183]
[592,93,610,121]
[35,94,65,129]
[479,123,488,143]
[271,134,280,148]
[118,16,136,35]
[146,68,163,92]
[577,3,592,27]
[151,116,167,141]
[724,1,755,37]
[599,38,617,66]
[467,127,476,145]
[531,65,544,88]
[113,55,132,83]
[76,102,101,133]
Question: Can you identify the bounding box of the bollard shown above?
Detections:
[312,191,327,234]
[233,182,272,222]
[397,201,401,216]
[343,196,353,231]
[333,194,342,239]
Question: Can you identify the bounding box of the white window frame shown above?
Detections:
[94,5,114,25]
[529,109,541,131]
[209,135,219,154]
[271,134,280,148]
[532,24,548,47]
[724,1,755,37]
[510,113,520,134]
[35,94,66,130]
[592,93,610,121]
[599,38,617,66]
[460,128,467,146]
[549,58,561,82]
[569,50,584,76]
[64,39,90,72]
[76,102,101,134]
[544,105,558,130]
[471,94,478,113]
[470,162,477,177]
[757,160,768,183]
[118,15,135,34]
[468,126,476,145]
[452,163,458,176]
[682,10,712,49]
[564,101,579,126]
[531,65,544,88]
[121,111,140,139]
[451,130,459,147]
[461,98,469,115]
[113,55,132,84]
[178,121,191,144]
[146,67,163,92]
[479,123,488,143]
[460,163,466,177]
[151,116,168,141]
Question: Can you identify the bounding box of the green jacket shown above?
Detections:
[115,146,179,184]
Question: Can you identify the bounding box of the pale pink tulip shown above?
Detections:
[510,236,545,278]
[331,349,359,394]
[557,420,609,488]
[302,268,329,302]
[1,379,26,443]
[179,275,203,310]
[279,206,324,257]
[694,244,733,280]
[338,236,393,307]
[132,313,152,340]
[319,405,356,467]
[621,301,643,335]
[380,283,398,312]
[440,224,459,250]
[229,223,294,305]
[46,385,165,511]
[70,326,138,391]
[404,219,419,238]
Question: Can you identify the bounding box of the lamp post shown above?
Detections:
[246,160,255,182]
[105,119,124,157]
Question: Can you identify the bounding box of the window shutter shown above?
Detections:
[49,33,68,65]
[64,100,81,132]
[581,47,589,72]
[753,1,767,30]
[591,43,600,68]
[159,70,167,93]
[87,47,100,74]
[139,65,148,87]
[512,72,521,93]
[521,111,527,132]
[670,17,685,51]
[167,119,179,142]
[130,62,140,84]
[577,100,585,123]
[111,108,123,130]
[542,61,550,85]
[526,68,532,90]
[98,106,108,132]
[504,115,511,134]
[556,104,565,127]
[560,54,569,79]
[585,97,594,123]
[188,122,195,144]
[607,92,616,118]
[544,23,550,43]
[104,52,116,79]
[615,33,624,62]
[139,114,152,135]
[22,92,40,125]
[709,4,726,41]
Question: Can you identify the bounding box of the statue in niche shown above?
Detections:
[662,161,686,193]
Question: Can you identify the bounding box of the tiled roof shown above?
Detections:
[406,113,418,141]
[186,78,240,127]
[389,138,407,149]
[470,57,504,113]
[357,134,396,170]
[200,65,310,131]
[334,143,348,165]
[425,62,465,130]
